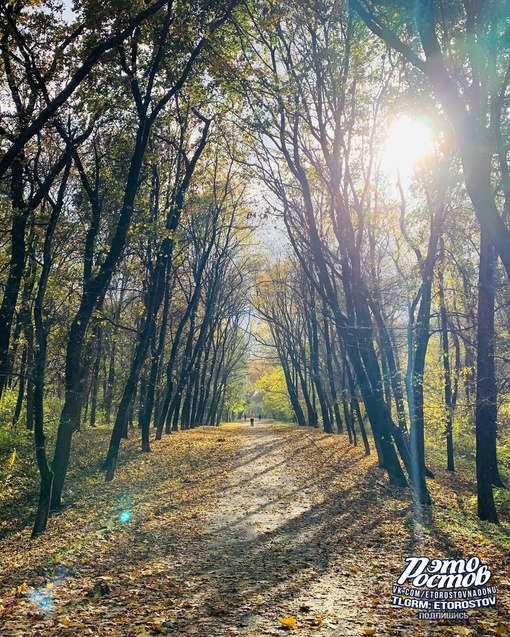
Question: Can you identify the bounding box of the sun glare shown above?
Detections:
[382,116,433,180]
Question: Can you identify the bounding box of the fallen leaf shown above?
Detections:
[279,616,297,629]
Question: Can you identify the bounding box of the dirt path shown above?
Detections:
[1,423,508,636]
[164,424,508,636]
[171,423,356,636]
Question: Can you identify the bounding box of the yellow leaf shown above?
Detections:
[279,617,297,629]
[361,629,376,636]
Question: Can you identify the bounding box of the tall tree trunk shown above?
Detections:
[157,297,199,437]
[32,161,70,535]
[159,310,197,438]
[280,354,307,426]
[297,357,317,427]
[12,250,37,427]
[139,278,171,450]
[89,326,102,428]
[366,293,408,433]
[475,229,501,523]
[0,158,29,398]
[336,334,369,454]
[438,238,455,472]
[340,261,411,489]
[323,309,344,433]
[104,318,155,480]
[104,268,162,480]
[104,283,125,424]
[307,298,332,433]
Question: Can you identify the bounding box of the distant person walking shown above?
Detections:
[249,411,255,427]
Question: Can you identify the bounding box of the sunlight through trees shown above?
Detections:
[0,0,509,538]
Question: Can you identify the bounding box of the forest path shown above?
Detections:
[160,424,508,637]
[1,423,508,636]
[174,422,372,636]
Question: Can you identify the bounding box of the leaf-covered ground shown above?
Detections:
[0,423,509,636]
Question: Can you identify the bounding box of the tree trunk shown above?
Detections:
[438,238,455,471]
[280,354,307,426]
[104,277,160,479]
[323,309,344,433]
[0,158,29,399]
[89,327,102,427]
[337,338,369,454]
[139,279,171,449]
[475,229,502,523]
[307,299,332,433]
[32,161,69,535]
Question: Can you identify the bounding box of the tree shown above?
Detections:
[32,155,73,536]
[254,367,293,421]
[0,0,178,180]
[350,0,510,521]
[104,105,212,480]
[155,153,252,438]
[50,0,240,507]
[235,1,411,488]
[0,0,79,398]
[350,0,510,276]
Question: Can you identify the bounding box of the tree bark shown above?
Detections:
[438,238,455,471]
[475,229,502,522]
[0,158,30,398]
[32,160,70,536]
[323,308,344,433]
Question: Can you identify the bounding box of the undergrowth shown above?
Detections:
[0,413,142,539]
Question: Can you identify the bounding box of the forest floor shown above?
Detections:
[0,422,509,636]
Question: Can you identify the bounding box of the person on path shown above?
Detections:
[249,411,255,427]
